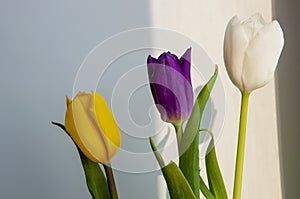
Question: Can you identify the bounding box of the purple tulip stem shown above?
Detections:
[174,123,183,155]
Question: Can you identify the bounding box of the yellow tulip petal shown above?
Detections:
[92,91,121,161]
[66,96,72,106]
[64,91,121,164]
[65,98,99,162]
[73,94,111,163]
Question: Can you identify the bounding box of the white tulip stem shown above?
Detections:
[233,91,250,199]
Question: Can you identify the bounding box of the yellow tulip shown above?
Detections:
[65,91,121,164]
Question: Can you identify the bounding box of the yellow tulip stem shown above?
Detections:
[233,91,250,199]
[104,164,119,199]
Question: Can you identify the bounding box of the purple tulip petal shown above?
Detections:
[157,52,182,74]
[147,55,157,64]
[180,47,192,83]
[154,84,181,122]
[147,60,158,105]
[147,49,194,125]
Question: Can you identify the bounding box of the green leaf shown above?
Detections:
[179,65,218,198]
[179,129,200,198]
[149,138,196,199]
[205,135,228,199]
[162,162,197,199]
[52,122,111,199]
[79,149,111,199]
[200,177,216,199]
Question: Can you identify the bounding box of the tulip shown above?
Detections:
[147,48,193,126]
[224,14,285,199]
[223,13,284,92]
[64,91,121,164]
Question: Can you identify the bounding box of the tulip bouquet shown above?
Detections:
[52,13,284,199]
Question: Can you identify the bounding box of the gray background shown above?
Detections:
[0,0,299,198]
[0,1,157,199]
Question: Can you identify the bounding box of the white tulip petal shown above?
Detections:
[224,16,249,90]
[241,13,265,40]
[242,20,284,92]
[245,13,266,25]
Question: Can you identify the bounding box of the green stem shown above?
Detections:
[174,123,183,155]
[104,164,118,199]
[233,91,250,199]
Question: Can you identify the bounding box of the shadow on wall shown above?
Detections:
[274,0,300,198]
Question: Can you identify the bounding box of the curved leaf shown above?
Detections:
[200,177,216,199]
[52,122,110,199]
[179,65,218,198]
[162,162,197,199]
[205,136,228,199]
[150,138,196,199]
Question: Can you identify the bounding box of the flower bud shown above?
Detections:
[65,91,121,163]
[147,48,193,125]
[223,13,284,92]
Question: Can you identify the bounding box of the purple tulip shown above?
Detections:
[147,48,193,125]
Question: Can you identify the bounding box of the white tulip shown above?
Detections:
[223,13,284,92]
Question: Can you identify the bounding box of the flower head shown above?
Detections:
[223,13,284,92]
[65,91,121,163]
[147,48,193,125]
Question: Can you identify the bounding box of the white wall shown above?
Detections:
[151,0,282,198]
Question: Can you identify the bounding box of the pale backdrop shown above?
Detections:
[0,0,284,199]
[151,0,282,198]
